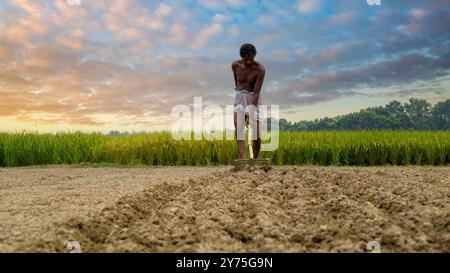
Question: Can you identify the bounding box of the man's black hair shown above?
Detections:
[240,43,257,58]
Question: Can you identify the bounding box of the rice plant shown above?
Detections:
[0,130,449,167]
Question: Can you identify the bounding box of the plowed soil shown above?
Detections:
[1,165,449,252]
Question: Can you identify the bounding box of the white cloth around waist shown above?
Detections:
[233,88,261,113]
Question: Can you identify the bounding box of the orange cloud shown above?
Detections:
[55,29,86,50]
[11,0,46,17]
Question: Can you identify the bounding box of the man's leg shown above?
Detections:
[234,112,246,159]
[247,106,261,159]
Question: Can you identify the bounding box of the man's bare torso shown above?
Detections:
[232,60,265,92]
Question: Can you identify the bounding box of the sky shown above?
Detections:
[0,0,449,133]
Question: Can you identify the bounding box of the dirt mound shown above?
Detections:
[18,166,450,252]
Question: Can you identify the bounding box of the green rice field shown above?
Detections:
[0,131,449,167]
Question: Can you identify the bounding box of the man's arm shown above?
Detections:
[251,67,265,105]
[232,61,239,88]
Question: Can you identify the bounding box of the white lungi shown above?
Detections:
[233,88,260,141]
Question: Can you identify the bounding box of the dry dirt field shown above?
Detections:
[0,165,449,253]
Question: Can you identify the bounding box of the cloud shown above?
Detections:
[329,12,356,26]
[257,14,278,27]
[2,26,31,45]
[297,0,321,14]
[264,52,450,107]
[1,0,449,130]
[11,0,47,17]
[212,13,230,24]
[55,28,86,50]
[155,4,172,17]
[191,23,222,49]
[198,0,251,9]
[168,24,188,44]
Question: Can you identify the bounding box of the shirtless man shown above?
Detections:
[231,43,266,159]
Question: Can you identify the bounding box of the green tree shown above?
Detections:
[404,98,431,130]
[386,100,405,115]
[431,99,450,130]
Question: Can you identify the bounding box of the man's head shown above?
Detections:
[240,43,257,65]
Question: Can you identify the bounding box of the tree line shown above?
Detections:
[278,97,450,131]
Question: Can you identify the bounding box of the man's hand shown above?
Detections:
[251,91,260,106]
[251,67,265,105]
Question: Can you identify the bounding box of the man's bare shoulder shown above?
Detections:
[232,60,243,68]
[254,60,265,71]
[232,60,265,72]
